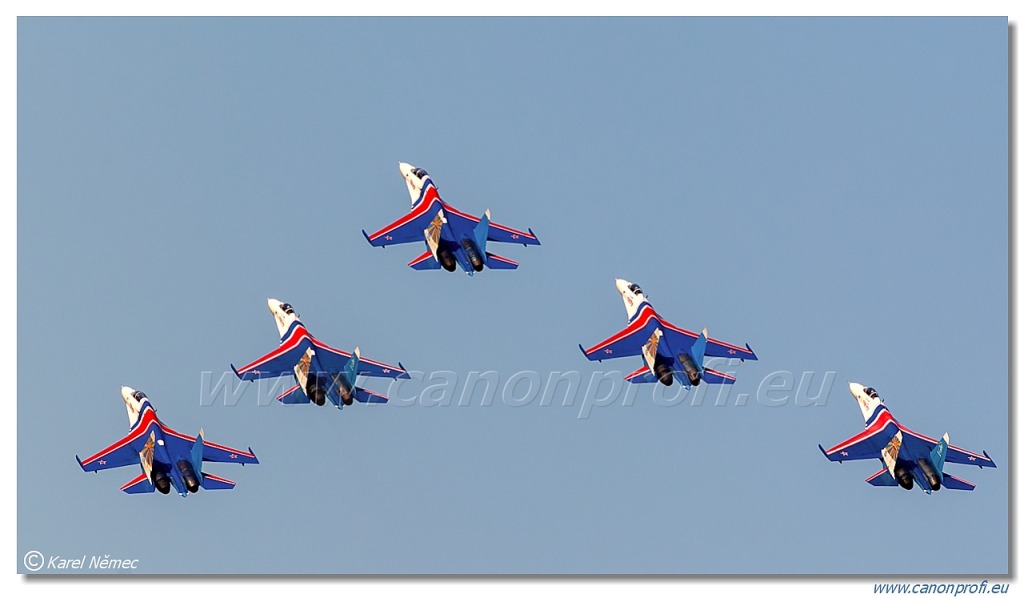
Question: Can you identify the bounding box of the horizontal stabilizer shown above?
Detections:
[409,250,441,270]
[201,473,236,491]
[275,384,310,404]
[121,472,156,494]
[355,387,389,404]
[941,473,976,491]
[865,468,899,487]
[702,368,737,385]
[485,252,519,270]
[625,365,656,384]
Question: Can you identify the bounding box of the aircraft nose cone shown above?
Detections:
[615,279,632,294]
[267,298,282,313]
[398,162,414,177]
[848,382,865,396]
[121,386,135,401]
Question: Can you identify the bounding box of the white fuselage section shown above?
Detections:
[266,298,315,394]
[849,382,884,423]
[399,162,427,206]
[616,278,648,321]
[122,386,144,427]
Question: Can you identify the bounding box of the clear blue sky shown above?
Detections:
[17,17,1007,575]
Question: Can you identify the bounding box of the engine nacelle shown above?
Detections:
[305,376,327,406]
[894,466,915,490]
[152,469,171,494]
[917,458,942,492]
[438,246,457,272]
[677,354,702,386]
[177,460,200,493]
[462,239,484,272]
[653,361,674,386]
[334,375,354,406]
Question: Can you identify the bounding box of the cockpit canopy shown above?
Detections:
[280,303,296,316]
[864,387,881,401]
[627,283,643,296]
[411,168,429,179]
[132,391,147,401]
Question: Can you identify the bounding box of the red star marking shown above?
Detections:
[383,369,391,374]
[840,451,848,457]
[99,460,107,465]
[511,234,519,240]
[604,349,613,354]
[385,235,393,241]
[968,456,976,461]
[728,349,736,355]
[230,454,237,459]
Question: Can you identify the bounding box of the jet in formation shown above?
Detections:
[77,387,259,496]
[363,162,540,274]
[819,383,996,493]
[231,299,409,409]
[579,279,757,387]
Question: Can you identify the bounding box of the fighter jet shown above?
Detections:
[579,279,758,387]
[819,383,996,493]
[231,299,409,409]
[77,387,258,496]
[362,162,540,274]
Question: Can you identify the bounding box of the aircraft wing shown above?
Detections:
[232,335,312,381]
[659,320,758,361]
[444,206,540,246]
[77,432,146,472]
[579,317,660,362]
[819,420,898,463]
[310,338,410,379]
[363,194,442,248]
[160,426,259,465]
[897,426,997,468]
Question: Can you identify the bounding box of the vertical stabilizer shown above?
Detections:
[930,433,949,474]
[190,428,205,479]
[692,328,709,368]
[473,209,491,258]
